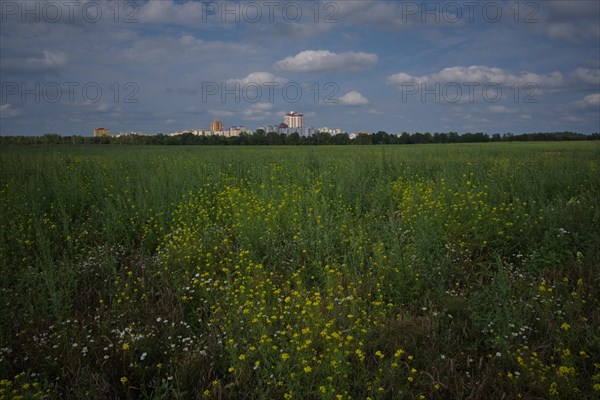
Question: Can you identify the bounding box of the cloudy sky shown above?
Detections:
[1,0,599,135]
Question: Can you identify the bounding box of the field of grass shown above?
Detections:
[1,143,599,399]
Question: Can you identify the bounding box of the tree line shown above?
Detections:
[1,131,598,146]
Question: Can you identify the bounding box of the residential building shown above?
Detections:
[93,128,111,137]
[284,111,303,129]
[210,120,224,133]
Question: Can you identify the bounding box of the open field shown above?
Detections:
[1,143,599,399]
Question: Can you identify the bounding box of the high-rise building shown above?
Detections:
[284,111,303,129]
[93,128,111,137]
[210,120,224,133]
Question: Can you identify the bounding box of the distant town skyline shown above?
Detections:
[1,1,599,136]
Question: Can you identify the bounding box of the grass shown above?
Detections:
[1,142,599,399]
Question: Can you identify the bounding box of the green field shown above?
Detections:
[1,143,599,399]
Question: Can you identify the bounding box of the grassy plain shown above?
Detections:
[1,142,599,399]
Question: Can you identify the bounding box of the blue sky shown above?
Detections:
[1,0,599,135]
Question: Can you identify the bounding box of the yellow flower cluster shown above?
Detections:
[158,175,421,398]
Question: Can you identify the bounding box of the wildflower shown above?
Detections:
[375,351,384,359]
[560,322,571,331]
[238,354,246,361]
[355,349,365,361]
[120,377,128,385]
[281,353,290,361]
[303,366,313,373]
[122,343,129,351]
[558,366,575,377]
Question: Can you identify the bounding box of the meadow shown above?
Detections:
[0,142,598,399]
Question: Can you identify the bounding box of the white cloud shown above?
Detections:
[388,66,565,88]
[31,50,67,69]
[387,72,419,85]
[574,93,600,109]
[227,72,287,85]
[572,68,600,86]
[139,1,209,25]
[338,91,370,106]
[0,104,22,118]
[487,105,515,114]
[249,103,273,112]
[242,103,273,120]
[275,50,378,73]
[2,50,67,74]
[538,1,600,41]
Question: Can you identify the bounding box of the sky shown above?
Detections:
[0,0,599,136]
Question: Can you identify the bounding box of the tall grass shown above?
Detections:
[1,143,599,399]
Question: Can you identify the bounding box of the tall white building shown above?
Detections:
[284,111,303,129]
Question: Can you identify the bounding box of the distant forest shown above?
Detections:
[1,131,598,146]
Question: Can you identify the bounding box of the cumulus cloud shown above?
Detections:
[574,93,600,109]
[388,66,565,88]
[275,50,378,73]
[338,91,370,106]
[227,72,287,85]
